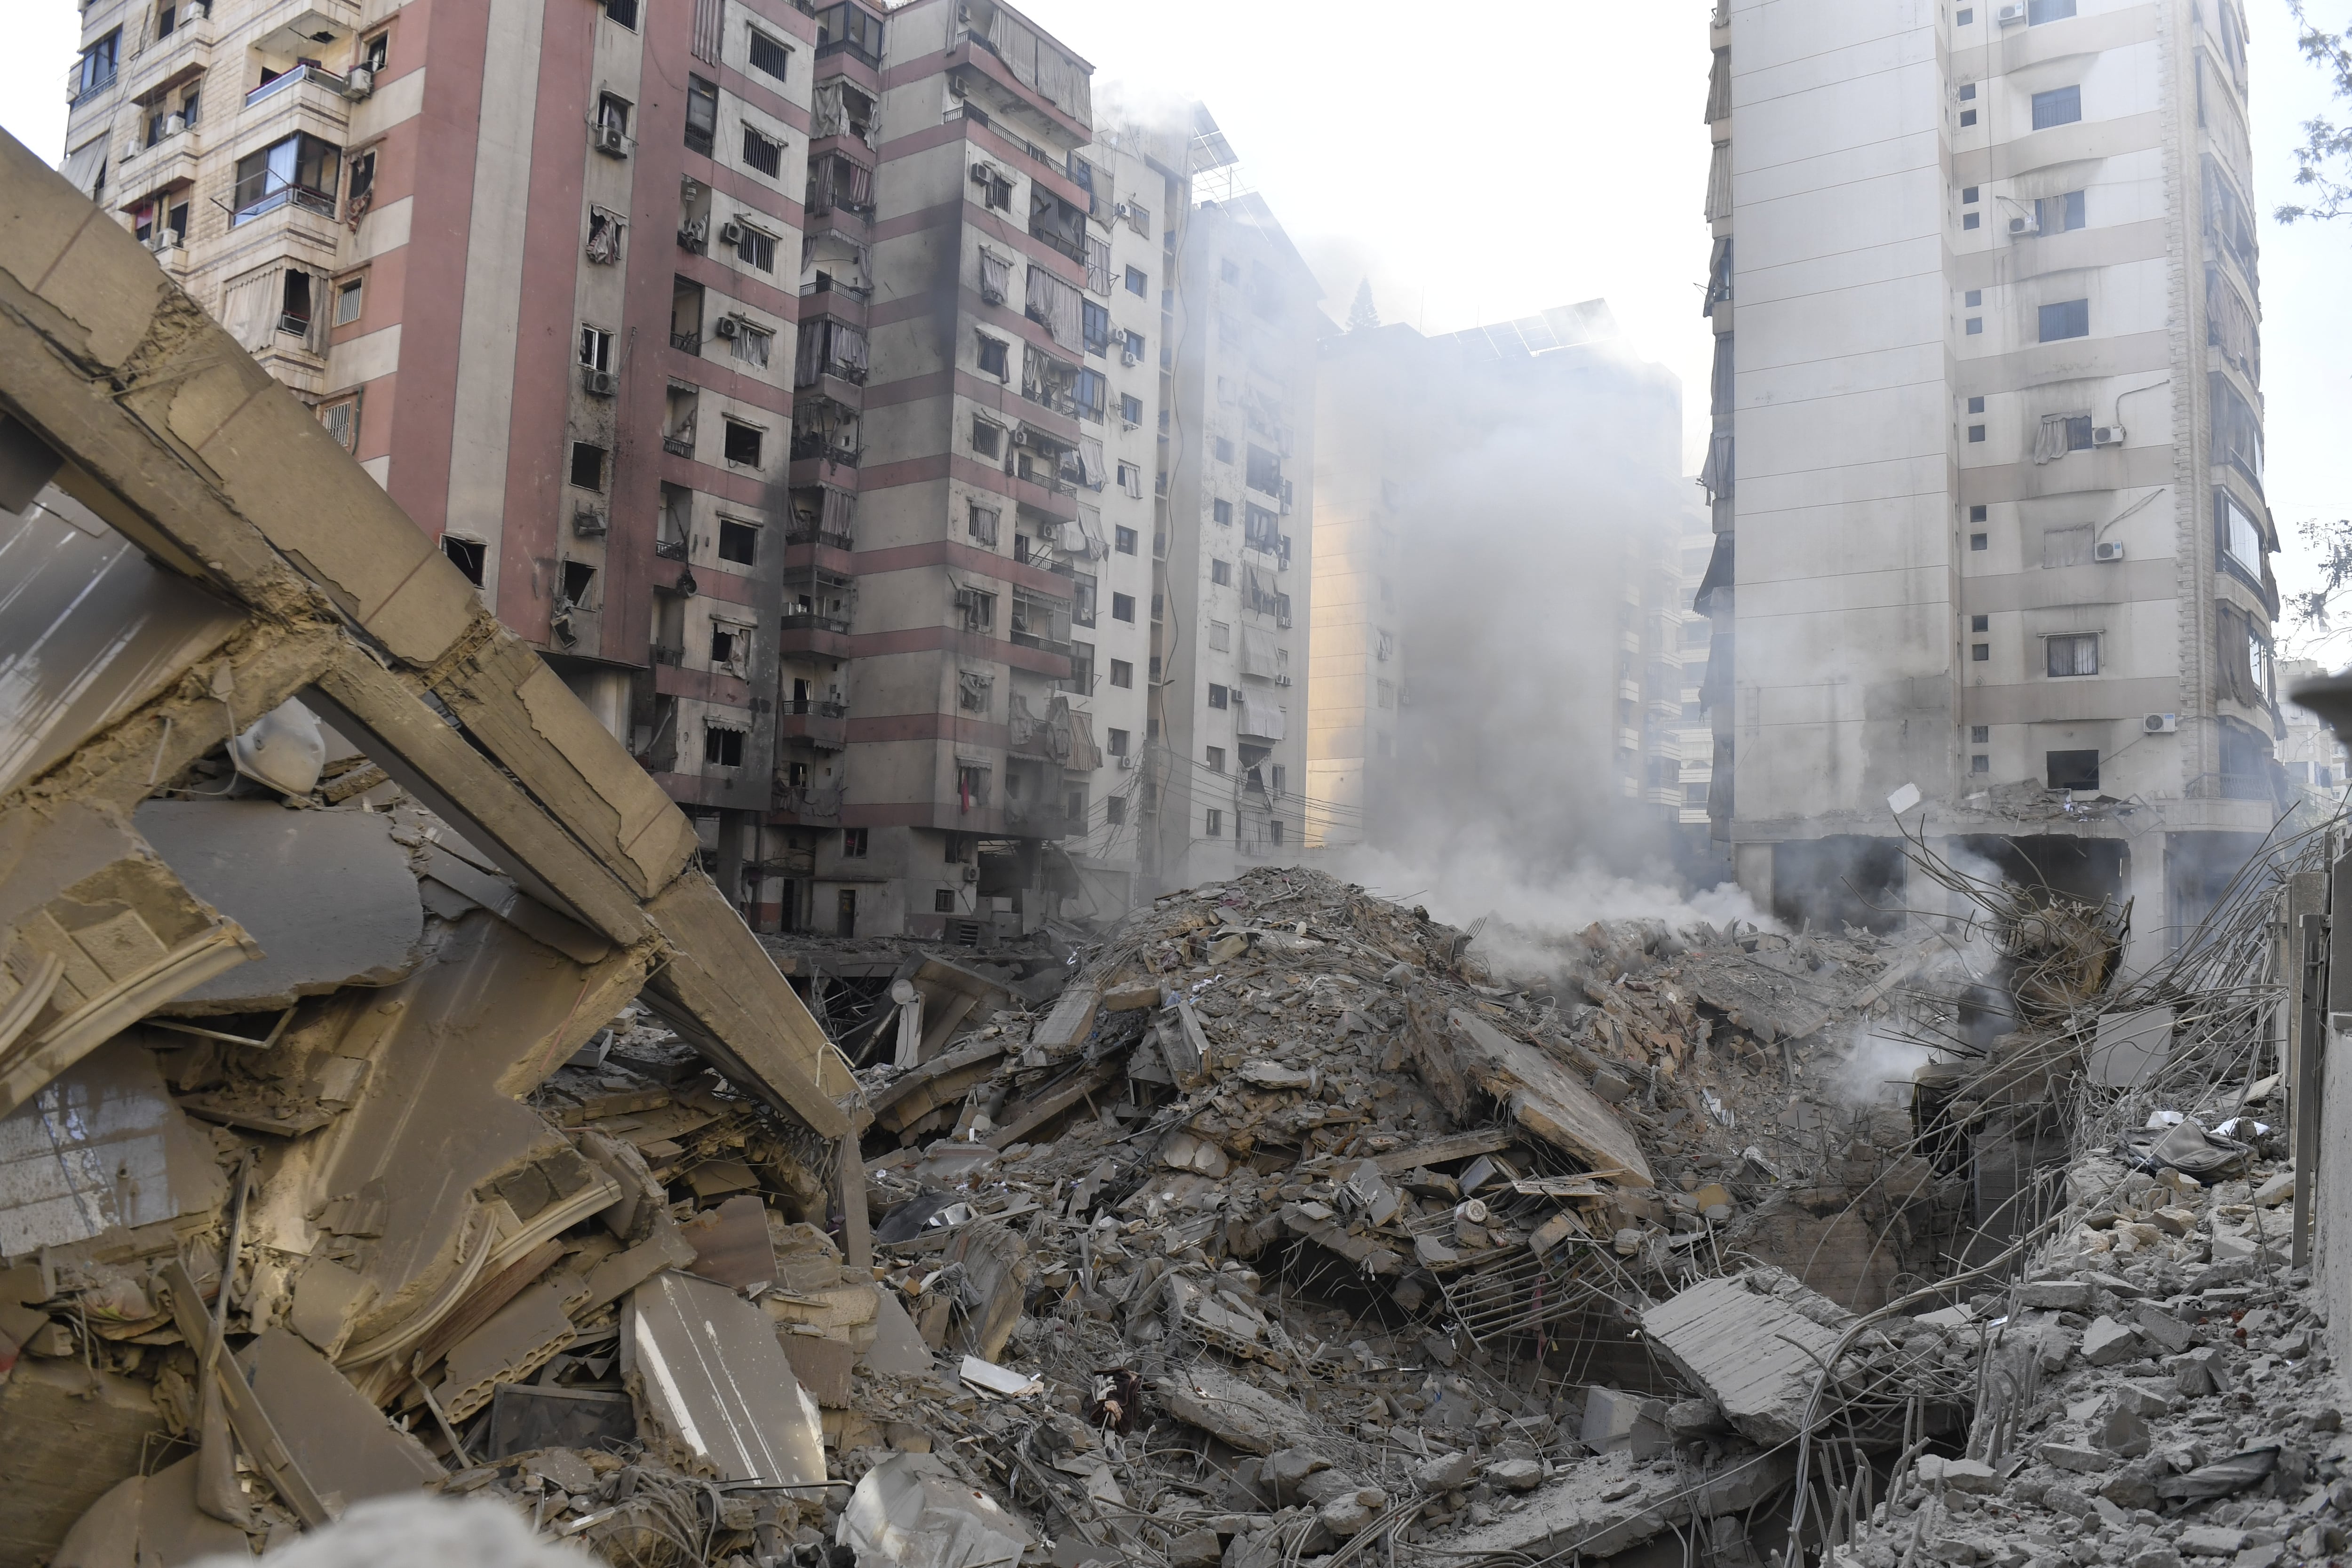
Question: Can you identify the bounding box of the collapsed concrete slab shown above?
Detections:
[1639,1272,1853,1445]
[1440,1445,1795,1561]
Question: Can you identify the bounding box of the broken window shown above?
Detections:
[1118,462,1142,498]
[2032,414,2094,463]
[723,420,763,467]
[967,503,1000,546]
[2046,633,2098,677]
[443,534,486,584]
[957,588,997,631]
[1086,235,1112,295]
[1245,444,1282,495]
[736,223,777,272]
[1109,659,1133,688]
[2035,190,2086,232]
[318,394,360,452]
[1112,593,1135,623]
[958,669,993,713]
[2045,748,2099,790]
[569,440,606,491]
[976,334,1009,379]
[2217,492,2263,580]
[587,208,624,263]
[578,324,613,372]
[717,518,759,565]
[1205,748,1225,774]
[971,417,1003,459]
[709,619,751,672]
[2209,373,2263,481]
[732,321,772,368]
[704,725,746,767]
[278,269,317,343]
[1205,808,1224,836]
[561,560,597,606]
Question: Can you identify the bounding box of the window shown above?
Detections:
[2220,493,2263,577]
[1969,425,1986,442]
[1971,505,1988,522]
[1971,533,1988,551]
[1208,620,1231,651]
[2036,191,2086,232]
[1971,726,1990,743]
[1960,110,1978,127]
[717,519,759,565]
[1104,797,1126,826]
[686,75,719,155]
[935,888,959,913]
[1269,819,1285,847]
[978,169,1013,212]
[1964,212,1981,230]
[318,394,359,452]
[2046,749,2099,791]
[1966,318,1983,335]
[2028,0,2076,20]
[2031,86,2082,130]
[1124,266,1148,297]
[565,563,599,611]
[967,503,999,546]
[971,418,1002,458]
[2038,299,2089,341]
[958,589,996,631]
[1245,445,1282,494]
[743,127,783,178]
[1971,755,1990,774]
[710,621,745,665]
[75,30,119,99]
[705,726,746,768]
[362,31,389,73]
[1211,559,1232,586]
[1071,368,1107,421]
[976,334,1009,379]
[1205,748,1225,774]
[1120,394,1144,425]
[569,441,606,490]
[2046,633,2098,677]
[1963,186,1979,205]
[842,828,869,857]
[1117,462,1142,498]
[736,224,776,272]
[1214,437,1234,464]
[723,420,764,467]
[1967,394,1985,411]
[1115,526,1137,555]
[1213,500,1233,526]
[334,277,364,326]
[1109,659,1133,688]
[1971,614,1989,632]
[1957,7,1973,22]
[443,536,486,585]
[1208,684,1228,709]
[1958,85,1977,103]
[578,324,612,372]
[605,0,639,28]
[749,29,792,81]
[1106,728,1129,757]
[1270,764,1286,796]
[1377,679,1396,709]
[1972,644,1990,661]
[1082,300,1111,356]
[1112,593,1136,623]
[597,92,632,138]
[731,323,772,368]
[1203,808,1223,836]
[232,133,342,224]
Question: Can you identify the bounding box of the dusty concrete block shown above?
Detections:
[1914,1456,2002,1494]
[2115,1382,2173,1417]
[2176,1526,2247,1557]
[2096,1406,2153,1457]
[2128,1550,2183,1568]
[1415,1452,1475,1491]
[2167,1347,2229,1397]
[2034,1321,2074,1372]
[1169,1529,1223,1567]
[1580,1386,1669,1458]
[1486,1458,1544,1492]
[2133,1306,2197,1355]
[1265,1449,1330,1490]
[1318,1499,1375,1539]
[2039,1442,2117,1474]
[2081,1316,2144,1367]
[2209,1230,2268,1266]
[2251,1172,2296,1208]
[2019,1279,2093,1311]
[1665,1397,1727,1438]
[2099,1461,2162,1511]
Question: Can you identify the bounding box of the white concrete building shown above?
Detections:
[1701,0,2278,945]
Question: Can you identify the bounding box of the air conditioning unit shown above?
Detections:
[1274,674,1293,687]
[948,75,969,98]
[2093,540,2125,562]
[2091,424,2125,446]
[163,112,186,137]
[2145,713,2179,734]
[572,506,608,538]
[714,315,741,338]
[1117,755,1137,770]
[718,219,745,245]
[341,66,373,99]
[961,863,980,882]
[592,121,630,157]
[1995,2,2027,22]
[2009,214,2041,236]
[582,367,617,397]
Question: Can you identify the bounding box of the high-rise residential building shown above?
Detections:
[56,0,819,920]
[1307,306,1692,864]
[1700,0,2275,947]
[56,0,1315,938]
[1149,175,1319,885]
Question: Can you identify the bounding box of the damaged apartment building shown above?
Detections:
[1696,0,2280,950]
[1307,304,1699,866]
[52,0,1315,939]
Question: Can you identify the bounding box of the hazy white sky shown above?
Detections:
[3,0,2344,637]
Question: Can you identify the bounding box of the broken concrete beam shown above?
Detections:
[1639,1274,1852,1446]
[1030,978,1101,1057]
[1440,1445,1794,1563]
[2018,1278,2094,1312]
[1159,1361,1296,1454]
[1438,1010,1652,1186]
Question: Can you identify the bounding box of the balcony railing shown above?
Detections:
[655,536,689,561]
[651,642,684,665]
[785,525,854,550]
[662,433,695,458]
[780,699,849,718]
[245,63,345,109]
[781,606,853,635]
[789,435,861,466]
[1027,222,1087,266]
[670,330,701,355]
[773,784,844,818]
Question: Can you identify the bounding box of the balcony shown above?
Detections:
[781,605,853,637]
[245,62,347,110]
[655,536,690,561]
[788,434,860,468]
[772,784,844,820]
[662,433,695,458]
[776,700,849,750]
[670,330,700,355]
[651,642,685,666]
[784,524,854,551]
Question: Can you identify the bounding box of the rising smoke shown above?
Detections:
[1309,309,1756,953]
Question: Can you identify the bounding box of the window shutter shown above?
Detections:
[691,0,721,64]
